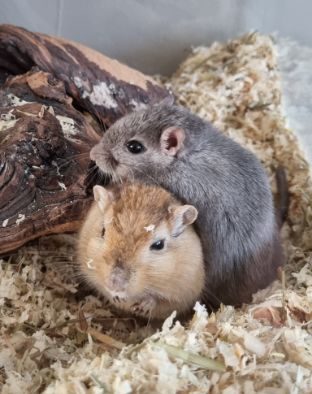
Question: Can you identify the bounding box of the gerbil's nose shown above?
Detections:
[90,145,118,169]
[90,144,100,161]
[108,264,129,291]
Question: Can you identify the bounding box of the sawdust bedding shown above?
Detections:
[1,32,312,393]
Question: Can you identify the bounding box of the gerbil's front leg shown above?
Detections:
[131,297,156,318]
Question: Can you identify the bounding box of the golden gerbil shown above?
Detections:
[77,183,204,320]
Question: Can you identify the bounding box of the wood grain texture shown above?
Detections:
[0,25,171,254]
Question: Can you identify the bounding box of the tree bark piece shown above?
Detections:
[0,24,171,124]
[0,71,98,254]
[0,25,171,254]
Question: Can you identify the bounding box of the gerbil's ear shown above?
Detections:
[160,127,185,156]
[169,205,198,237]
[93,186,114,212]
[159,95,175,106]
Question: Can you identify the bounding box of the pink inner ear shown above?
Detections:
[161,127,185,156]
[167,135,178,149]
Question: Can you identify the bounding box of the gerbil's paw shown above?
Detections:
[112,295,121,303]
[111,295,127,305]
[131,297,156,317]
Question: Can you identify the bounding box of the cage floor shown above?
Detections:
[1,33,312,393]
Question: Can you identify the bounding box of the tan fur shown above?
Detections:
[77,183,204,319]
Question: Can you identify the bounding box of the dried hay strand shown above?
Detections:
[1,33,312,393]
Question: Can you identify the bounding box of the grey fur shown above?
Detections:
[90,104,283,308]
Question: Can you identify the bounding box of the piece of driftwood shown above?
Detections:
[0,25,171,254]
[0,24,170,121]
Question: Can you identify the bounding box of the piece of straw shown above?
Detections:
[88,327,125,350]
[156,342,226,372]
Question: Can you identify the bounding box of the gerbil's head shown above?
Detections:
[78,183,204,318]
[90,103,201,182]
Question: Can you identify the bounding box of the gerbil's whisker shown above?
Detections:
[85,164,113,188]
[87,163,98,174]
[85,168,99,187]
[58,152,90,162]
[201,287,222,306]
[23,250,73,257]
[54,260,77,265]
[34,152,91,176]
[146,308,153,328]
[50,263,79,270]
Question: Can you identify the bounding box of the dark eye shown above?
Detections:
[126,140,146,154]
[101,227,105,237]
[150,239,165,251]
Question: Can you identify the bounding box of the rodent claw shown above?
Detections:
[131,298,154,317]
[112,295,123,303]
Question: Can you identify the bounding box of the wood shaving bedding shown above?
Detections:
[1,33,312,393]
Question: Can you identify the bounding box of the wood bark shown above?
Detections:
[0,25,172,254]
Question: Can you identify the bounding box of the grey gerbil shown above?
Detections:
[90,103,284,308]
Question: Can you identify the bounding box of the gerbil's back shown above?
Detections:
[131,105,280,306]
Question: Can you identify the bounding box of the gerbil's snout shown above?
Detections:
[90,142,119,175]
[89,142,102,162]
[107,262,130,292]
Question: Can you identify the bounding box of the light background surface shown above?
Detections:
[1,0,312,161]
[0,0,311,75]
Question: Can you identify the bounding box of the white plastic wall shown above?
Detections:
[0,0,311,75]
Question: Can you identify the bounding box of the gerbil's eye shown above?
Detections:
[101,227,105,237]
[126,140,146,154]
[150,239,165,251]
